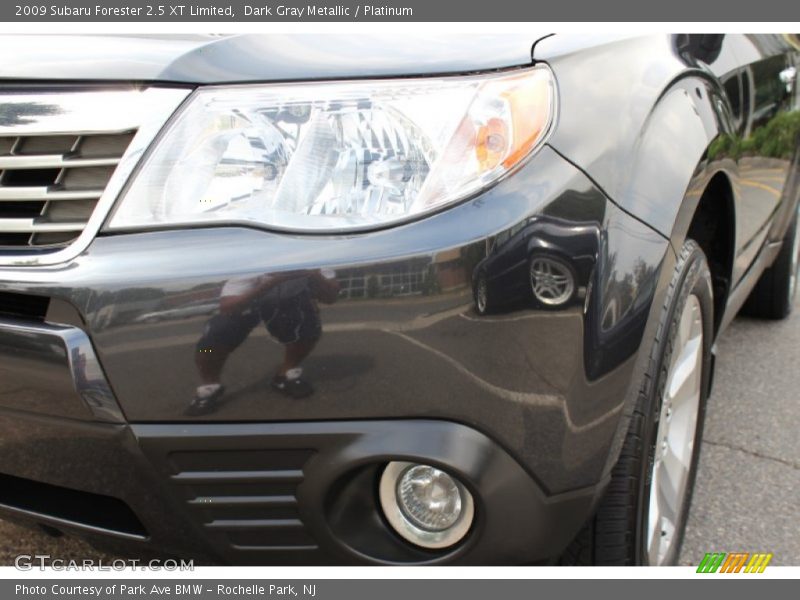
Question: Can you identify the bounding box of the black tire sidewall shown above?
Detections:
[634,239,714,565]
[742,204,800,319]
[768,209,799,317]
[784,209,800,308]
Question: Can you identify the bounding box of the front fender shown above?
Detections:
[538,35,729,238]
[617,76,726,240]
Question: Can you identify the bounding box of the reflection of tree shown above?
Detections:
[708,111,800,160]
[602,253,657,330]
[629,258,656,300]
[0,102,62,127]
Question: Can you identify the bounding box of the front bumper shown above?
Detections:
[0,411,606,565]
[0,146,671,564]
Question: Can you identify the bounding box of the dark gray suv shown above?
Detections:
[0,33,798,565]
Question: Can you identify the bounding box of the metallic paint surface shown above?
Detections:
[0,147,669,494]
[0,34,547,83]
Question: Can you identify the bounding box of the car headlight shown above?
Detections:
[109,66,555,233]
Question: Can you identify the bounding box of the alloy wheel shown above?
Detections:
[476,277,489,314]
[530,257,574,306]
[646,293,704,565]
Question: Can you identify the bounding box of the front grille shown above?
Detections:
[0,132,135,248]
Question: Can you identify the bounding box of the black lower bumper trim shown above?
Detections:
[0,472,147,539]
[0,407,605,565]
[133,419,606,565]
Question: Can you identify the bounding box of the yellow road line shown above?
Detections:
[737,179,782,198]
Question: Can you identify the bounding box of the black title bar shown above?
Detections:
[4,0,800,22]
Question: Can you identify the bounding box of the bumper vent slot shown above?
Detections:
[0,132,134,248]
[167,449,318,552]
[0,291,49,322]
[0,472,147,538]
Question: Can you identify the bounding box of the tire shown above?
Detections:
[742,204,800,320]
[561,239,714,565]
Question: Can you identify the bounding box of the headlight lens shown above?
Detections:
[109,66,555,233]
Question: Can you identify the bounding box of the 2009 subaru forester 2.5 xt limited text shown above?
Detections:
[0,33,798,566]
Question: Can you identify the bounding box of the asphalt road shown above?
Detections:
[678,298,800,566]
[0,300,798,567]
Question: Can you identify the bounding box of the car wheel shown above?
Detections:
[562,239,713,565]
[529,254,576,308]
[742,202,800,320]
[475,275,491,315]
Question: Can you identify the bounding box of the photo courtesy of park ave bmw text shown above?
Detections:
[14,584,317,596]
[0,1,798,591]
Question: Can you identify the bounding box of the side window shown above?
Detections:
[751,55,787,127]
[509,222,526,238]
[491,229,511,253]
[723,74,741,123]
[741,68,753,136]
[722,74,742,132]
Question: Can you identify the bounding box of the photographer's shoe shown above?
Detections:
[271,368,314,399]
[185,384,225,416]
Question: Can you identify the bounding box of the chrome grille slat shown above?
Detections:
[0,218,85,233]
[0,155,120,169]
[0,128,133,248]
[0,187,105,201]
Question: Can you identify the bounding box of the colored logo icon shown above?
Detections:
[696,552,773,573]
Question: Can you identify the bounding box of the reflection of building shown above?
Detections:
[432,248,470,292]
[337,258,431,299]
[94,285,218,327]
[337,250,471,300]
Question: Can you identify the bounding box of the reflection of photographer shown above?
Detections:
[187,269,339,415]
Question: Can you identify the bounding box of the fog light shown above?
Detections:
[379,461,474,549]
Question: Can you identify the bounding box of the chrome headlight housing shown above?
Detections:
[109,66,555,233]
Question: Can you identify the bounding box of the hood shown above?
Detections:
[0,34,550,84]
